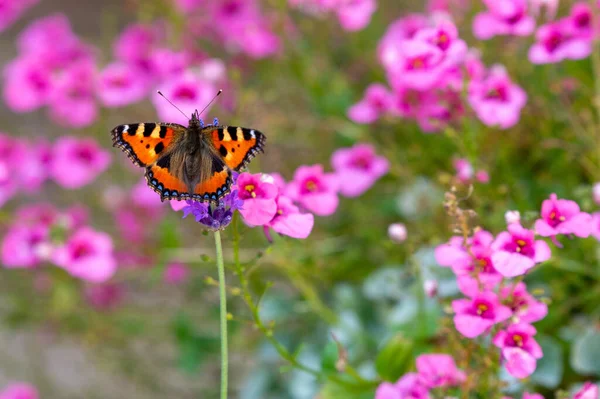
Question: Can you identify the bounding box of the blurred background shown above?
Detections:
[0,0,599,398]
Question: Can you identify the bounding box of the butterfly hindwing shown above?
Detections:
[208,126,266,171]
[111,123,184,167]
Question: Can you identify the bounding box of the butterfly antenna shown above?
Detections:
[157,90,190,120]
[197,89,223,117]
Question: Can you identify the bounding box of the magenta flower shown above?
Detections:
[152,70,217,125]
[453,158,474,183]
[375,373,430,399]
[236,172,278,226]
[468,66,527,129]
[97,62,149,107]
[331,143,389,197]
[374,382,402,399]
[452,291,512,338]
[263,195,314,240]
[591,213,600,241]
[529,21,592,64]
[491,223,551,277]
[388,39,445,91]
[414,19,467,69]
[0,383,38,399]
[348,84,393,124]
[415,354,466,388]
[378,14,429,72]
[534,193,592,240]
[164,262,190,285]
[523,393,544,399]
[1,225,49,268]
[3,56,52,112]
[565,3,593,38]
[53,227,117,283]
[573,382,599,399]
[50,137,111,189]
[113,23,161,74]
[501,282,548,324]
[335,0,377,31]
[0,0,39,33]
[473,0,535,40]
[286,164,339,216]
[493,323,543,378]
[388,223,407,243]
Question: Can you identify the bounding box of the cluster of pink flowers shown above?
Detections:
[172,0,280,59]
[453,158,489,184]
[349,12,527,132]
[3,14,229,127]
[288,0,377,31]
[0,0,38,33]
[1,203,117,283]
[375,353,465,398]
[173,142,388,238]
[0,383,38,399]
[435,193,596,380]
[0,133,109,207]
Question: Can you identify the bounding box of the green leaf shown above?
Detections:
[375,334,413,382]
[321,341,339,373]
[319,381,375,399]
[531,334,563,388]
[570,329,600,376]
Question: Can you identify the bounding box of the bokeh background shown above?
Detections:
[0,0,599,398]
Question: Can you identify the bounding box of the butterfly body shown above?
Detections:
[111,111,265,202]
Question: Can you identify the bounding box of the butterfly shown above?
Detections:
[111,110,266,202]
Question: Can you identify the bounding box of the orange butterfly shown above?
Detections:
[111,110,266,202]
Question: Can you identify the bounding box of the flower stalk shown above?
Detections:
[214,230,228,399]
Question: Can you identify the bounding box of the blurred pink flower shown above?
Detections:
[415,19,467,69]
[152,70,216,125]
[236,172,278,226]
[374,382,402,399]
[573,382,599,399]
[388,39,445,91]
[237,22,281,58]
[493,323,543,378]
[51,137,111,189]
[336,0,377,31]
[501,282,548,323]
[0,0,38,33]
[397,373,430,399]
[1,225,49,268]
[473,0,535,40]
[452,291,512,338]
[416,354,466,387]
[98,62,149,107]
[468,66,527,129]
[454,158,474,183]
[388,223,407,243]
[2,57,52,112]
[592,213,600,241]
[53,227,117,282]
[85,283,125,311]
[593,182,600,205]
[523,393,544,399]
[331,143,389,197]
[565,3,593,38]
[378,14,429,71]
[149,48,190,81]
[348,84,393,124]
[529,0,558,20]
[505,210,521,225]
[20,141,52,192]
[534,193,592,240]
[0,383,38,399]
[529,21,592,64]
[475,170,490,183]
[424,279,437,297]
[164,262,189,285]
[491,223,551,277]
[131,178,165,211]
[263,195,314,240]
[427,0,469,13]
[114,23,162,74]
[286,164,339,216]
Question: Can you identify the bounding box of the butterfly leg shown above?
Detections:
[213,117,219,126]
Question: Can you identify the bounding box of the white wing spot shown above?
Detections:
[122,125,129,133]
[250,130,256,138]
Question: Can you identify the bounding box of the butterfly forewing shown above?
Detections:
[207,126,266,171]
[111,123,185,167]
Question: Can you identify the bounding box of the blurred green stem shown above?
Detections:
[214,230,228,399]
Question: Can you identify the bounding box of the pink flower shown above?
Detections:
[452,291,512,338]
[454,158,474,183]
[573,382,599,399]
[114,23,161,74]
[331,143,389,197]
[286,165,339,216]
[164,262,189,285]
[264,195,314,240]
[3,56,52,112]
[501,282,548,324]
[388,39,446,91]
[565,3,593,38]
[388,223,407,243]
[53,227,117,282]
[505,210,521,225]
[593,182,600,205]
[348,84,393,124]
[523,393,544,399]
[534,193,592,240]
[414,19,467,69]
[97,62,149,107]
[0,0,39,33]
[396,373,430,399]
[335,0,377,31]
[529,21,592,64]
[375,382,402,399]
[491,223,551,277]
[468,66,527,129]
[50,137,111,189]
[236,172,278,226]
[591,213,600,241]
[85,283,125,311]
[152,70,216,125]
[473,0,535,40]
[378,14,429,72]
[416,354,466,387]
[0,383,38,399]
[493,323,543,378]
[1,225,49,268]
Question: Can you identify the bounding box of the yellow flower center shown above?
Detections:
[305,180,317,192]
[245,184,256,198]
[476,303,488,315]
[513,334,524,347]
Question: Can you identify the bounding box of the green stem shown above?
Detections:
[214,230,228,399]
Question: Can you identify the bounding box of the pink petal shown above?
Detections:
[557,212,593,237]
[454,314,493,338]
[534,219,557,237]
[239,198,277,227]
[533,240,551,263]
[503,347,537,379]
[492,251,535,277]
[271,212,314,239]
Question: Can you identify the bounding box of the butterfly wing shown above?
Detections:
[145,150,233,202]
[111,123,185,167]
[207,126,266,171]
